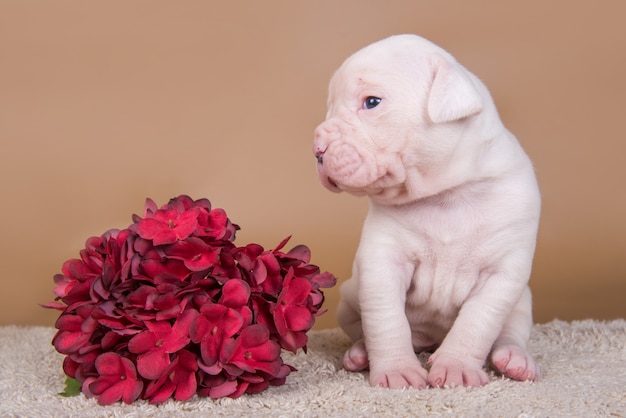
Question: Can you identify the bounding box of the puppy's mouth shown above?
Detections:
[324,175,388,196]
[320,174,342,193]
[315,143,403,195]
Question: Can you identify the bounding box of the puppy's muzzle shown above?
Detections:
[315,151,324,164]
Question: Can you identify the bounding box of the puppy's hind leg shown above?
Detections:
[337,280,369,372]
[490,286,540,381]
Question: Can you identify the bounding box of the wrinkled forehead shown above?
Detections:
[326,43,428,105]
[328,61,388,98]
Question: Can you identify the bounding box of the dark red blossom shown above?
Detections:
[164,237,219,271]
[222,324,284,376]
[273,273,315,353]
[128,310,197,380]
[52,304,98,355]
[198,372,241,399]
[196,208,234,240]
[137,256,190,281]
[136,208,199,246]
[234,247,284,295]
[144,349,198,404]
[196,324,292,399]
[45,195,336,404]
[276,279,315,333]
[190,304,246,374]
[84,352,143,405]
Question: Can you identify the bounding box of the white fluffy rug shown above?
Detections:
[1,320,625,417]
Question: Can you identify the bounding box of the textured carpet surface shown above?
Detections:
[1,320,625,417]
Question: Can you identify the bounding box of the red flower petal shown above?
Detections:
[142,197,158,218]
[137,347,170,380]
[251,259,268,285]
[173,351,199,401]
[272,236,292,252]
[140,258,190,280]
[136,209,199,245]
[55,314,84,331]
[283,305,314,332]
[225,325,283,376]
[144,349,198,404]
[127,330,159,354]
[202,208,229,239]
[285,244,311,263]
[89,353,143,405]
[279,278,312,305]
[228,380,250,398]
[239,323,270,347]
[219,280,250,308]
[208,379,239,399]
[192,305,241,368]
[135,218,177,245]
[169,309,197,350]
[277,330,308,354]
[164,238,218,271]
[311,271,337,288]
[147,381,176,404]
[53,330,90,354]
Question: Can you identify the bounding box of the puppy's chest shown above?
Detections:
[398,207,491,309]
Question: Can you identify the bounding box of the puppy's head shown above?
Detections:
[313,34,489,204]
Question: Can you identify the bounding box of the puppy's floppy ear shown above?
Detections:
[427,55,483,124]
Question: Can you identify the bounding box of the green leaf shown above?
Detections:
[58,377,81,397]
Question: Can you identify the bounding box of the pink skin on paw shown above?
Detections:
[343,340,429,389]
[427,354,490,388]
[491,345,540,381]
[369,365,429,389]
[343,339,369,372]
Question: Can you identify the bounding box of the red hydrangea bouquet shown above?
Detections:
[44,195,336,405]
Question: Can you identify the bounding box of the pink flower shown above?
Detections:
[85,352,143,405]
[221,324,284,377]
[144,349,198,404]
[164,237,219,271]
[190,304,246,374]
[49,229,135,306]
[136,208,199,246]
[52,304,98,354]
[137,255,190,282]
[272,272,315,353]
[53,260,98,305]
[309,271,337,309]
[128,310,197,380]
[197,325,292,399]
[196,207,236,241]
[45,195,337,403]
[234,245,284,295]
[218,279,253,323]
[208,245,242,281]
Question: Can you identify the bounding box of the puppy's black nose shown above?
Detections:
[315,152,324,164]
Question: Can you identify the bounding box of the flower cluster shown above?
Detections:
[44,195,336,405]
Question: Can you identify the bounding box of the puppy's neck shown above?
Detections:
[369,127,526,207]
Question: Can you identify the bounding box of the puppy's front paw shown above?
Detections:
[369,361,429,389]
[427,354,489,388]
[491,344,540,382]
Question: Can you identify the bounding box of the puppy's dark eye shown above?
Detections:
[364,96,382,109]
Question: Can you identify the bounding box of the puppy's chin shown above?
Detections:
[341,178,416,205]
[318,173,377,196]
[319,175,343,193]
[330,178,399,198]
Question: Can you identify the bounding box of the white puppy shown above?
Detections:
[313,34,541,389]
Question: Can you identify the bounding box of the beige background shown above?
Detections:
[1,1,625,330]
